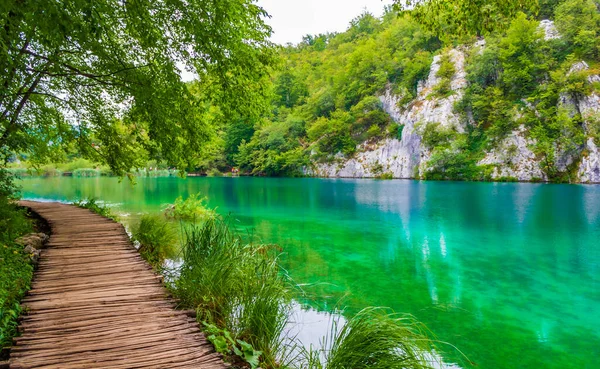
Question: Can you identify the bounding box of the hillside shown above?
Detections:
[218,0,600,183]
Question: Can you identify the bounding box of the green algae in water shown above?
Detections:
[18,177,600,369]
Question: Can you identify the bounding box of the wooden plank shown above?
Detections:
[10,201,228,369]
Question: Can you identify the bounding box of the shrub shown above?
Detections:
[164,193,217,222]
[387,123,405,140]
[376,172,394,180]
[132,214,177,269]
[432,52,456,98]
[366,124,382,140]
[207,168,223,177]
[420,122,458,149]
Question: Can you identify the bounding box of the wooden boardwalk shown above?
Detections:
[10,201,227,369]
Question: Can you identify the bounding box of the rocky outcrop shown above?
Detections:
[313,49,468,179]
[578,138,600,183]
[539,20,560,40]
[478,126,546,181]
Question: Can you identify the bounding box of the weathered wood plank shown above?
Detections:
[10,201,228,369]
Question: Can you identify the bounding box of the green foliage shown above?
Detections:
[132,214,177,269]
[304,307,440,369]
[171,220,292,368]
[420,122,458,149]
[419,123,493,181]
[376,172,395,180]
[73,198,118,221]
[588,113,600,145]
[204,323,263,369]
[0,169,33,353]
[206,168,223,177]
[0,242,34,352]
[498,14,550,98]
[72,168,101,177]
[273,72,309,108]
[0,0,276,174]
[432,52,456,98]
[539,0,565,19]
[395,0,540,38]
[554,0,600,59]
[164,193,217,222]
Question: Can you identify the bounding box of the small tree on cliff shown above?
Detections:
[0,0,276,174]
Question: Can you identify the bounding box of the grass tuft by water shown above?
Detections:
[132,214,178,270]
[170,219,292,368]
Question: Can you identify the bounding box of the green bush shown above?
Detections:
[132,214,177,269]
[432,52,456,98]
[366,124,382,140]
[164,193,217,222]
[554,0,600,59]
[420,122,458,149]
[207,168,223,177]
[387,123,405,139]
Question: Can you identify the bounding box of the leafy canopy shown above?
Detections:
[0,0,276,174]
[394,0,540,37]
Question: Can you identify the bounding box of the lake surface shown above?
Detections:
[18,177,600,369]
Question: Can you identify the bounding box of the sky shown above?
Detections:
[256,0,395,45]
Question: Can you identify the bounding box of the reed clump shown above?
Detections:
[132,214,178,270]
[171,219,292,368]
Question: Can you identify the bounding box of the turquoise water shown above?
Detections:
[18,177,600,368]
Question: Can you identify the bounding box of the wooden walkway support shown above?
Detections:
[10,201,227,369]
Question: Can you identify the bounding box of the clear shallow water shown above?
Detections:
[18,177,600,369]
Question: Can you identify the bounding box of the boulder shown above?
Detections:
[16,232,49,250]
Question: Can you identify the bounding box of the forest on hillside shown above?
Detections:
[201,0,600,182]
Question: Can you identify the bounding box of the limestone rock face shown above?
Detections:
[539,20,560,40]
[579,139,600,183]
[478,126,546,181]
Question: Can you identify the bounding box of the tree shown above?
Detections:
[0,0,276,174]
[394,0,540,37]
[554,0,600,58]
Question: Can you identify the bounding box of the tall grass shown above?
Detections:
[304,307,441,369]
[132,214,177,269]
[171,220,293,368]
[73,198,118,221]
